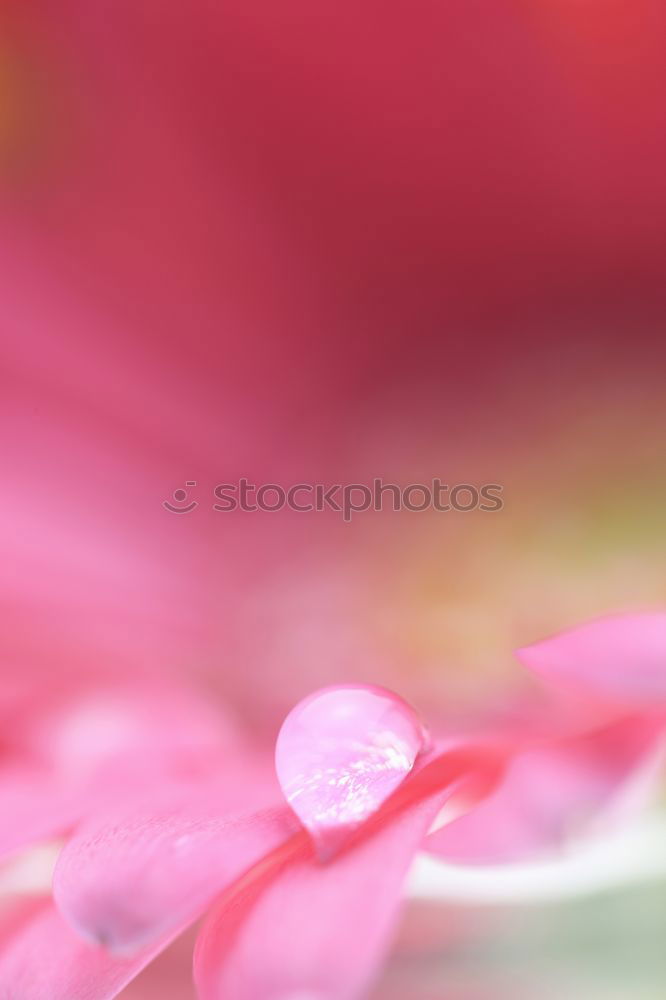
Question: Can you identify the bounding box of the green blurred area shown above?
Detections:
[376,881,666,999]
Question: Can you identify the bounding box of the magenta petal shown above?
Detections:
[53,791,303,956]
[194,793,444,1000]
[275,685,426,858]
[517,613,666,706]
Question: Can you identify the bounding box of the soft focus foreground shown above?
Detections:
[1,2,666,998]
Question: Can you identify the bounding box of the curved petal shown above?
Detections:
[517,612,666,706]
[193,743,503,999]
[53,789,303,956]
[426,716,664,863]
[275,685,426,858]
[194,793,445,1000]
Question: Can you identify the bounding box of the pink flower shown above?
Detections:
[0,616,664,999]
[1,3,665,995]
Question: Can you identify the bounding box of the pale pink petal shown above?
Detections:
[426,716,663,863]
[53,792,304,956]
[194,793,445,1000]
[275,685,426,858]
[517,613,666,706]
[0,901,159,1000]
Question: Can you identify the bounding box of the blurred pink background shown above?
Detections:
[3,1,665,730]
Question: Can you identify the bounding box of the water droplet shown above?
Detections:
[275,684,426,859]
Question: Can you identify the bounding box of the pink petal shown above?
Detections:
[275,685,427,858]
[194,792,445,1000]
[0,901,157,1000]
[517,613,666,706]
[0,769,78,862]
[193,744,503,999]
[53,790,304,956]
[0,898,46,950]
[17,681,236,782]
[0,682,242,863]
[111,927,199,1000]
[426,716,664,863]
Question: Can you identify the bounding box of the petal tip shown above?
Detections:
[517,612,666,705]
